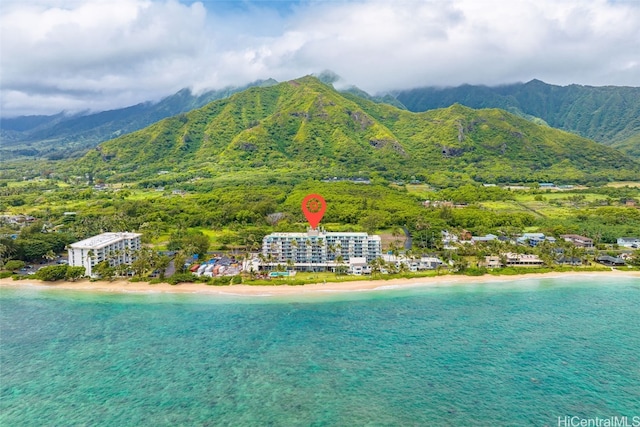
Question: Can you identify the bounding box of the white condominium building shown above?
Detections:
[68,232,142,277]
[261,229,381,271]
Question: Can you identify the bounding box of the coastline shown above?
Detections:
[1,270,639,297]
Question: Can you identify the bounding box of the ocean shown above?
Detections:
[1,276,639,426]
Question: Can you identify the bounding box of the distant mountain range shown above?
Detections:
[393,80,640,158]
[0,79,277,161]
[0,75,640,160]
[2,75,638,168]
[70,76,639,185]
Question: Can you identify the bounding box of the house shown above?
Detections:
[561,234,594,248]
[483,256,503,268]
[418,257,443,270]
[472,234,498,243]
[423,200,454,208]
[556,256,582,266]
[0,215,37,226]
[617,237,640,249]
[381,254,407,270]
[596,255,625,267]
[502,253,544,267]
[349,257,371,275]
[518,233,555,247]
[441,230,459,249]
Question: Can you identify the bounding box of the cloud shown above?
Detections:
[1,0,639,116]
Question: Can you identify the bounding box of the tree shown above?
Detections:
[4,260,25,272]
[172,251,187,275]
[44,250,57,263]
[18,239,53,261]
[35,265,68,281]
[0,243,11,269]
[167,230,210,258]
[627,250,640,267]
[451,257,469,273]
[370,257,383,277]
[155,255,171,278]
[65,266,86,281]
[131,247,155,277]
[94,261,115,280]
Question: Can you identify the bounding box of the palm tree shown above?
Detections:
[305,238,312,272]
[334,254,345,277]
[370,257,385,277]
[0,243,9,269]
[391,226,403,248]
[86,249,96,275]
[316,238,324,272]
[43,249,57,263]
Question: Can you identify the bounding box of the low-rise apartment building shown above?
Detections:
[68,232,142,277]
[261,229,381,272]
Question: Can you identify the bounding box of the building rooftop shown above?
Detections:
[70,232,141,250]
[266,231,380,240]
[561,234,593,240]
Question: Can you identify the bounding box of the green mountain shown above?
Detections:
[393,80,640,158]
[73,76,639,185]
[0,80,277,161]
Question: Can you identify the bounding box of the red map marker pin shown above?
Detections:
[301,194,326,229]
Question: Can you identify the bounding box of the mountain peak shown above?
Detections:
[314,70,343,85]
[73,77,638,185]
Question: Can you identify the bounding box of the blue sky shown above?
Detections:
[1,0,639,116]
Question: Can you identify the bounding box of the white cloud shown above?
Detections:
[1,0,639,116]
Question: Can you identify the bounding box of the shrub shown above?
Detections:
[3,260,25,272]
[464,267,488,276]
[167,272,196,285]
[211,276,232,286]
[35,265,68,281]
[64,266,85,281]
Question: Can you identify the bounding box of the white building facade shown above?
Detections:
[68,232,142,277]
[617,237,640,248]
[261,229,381,272]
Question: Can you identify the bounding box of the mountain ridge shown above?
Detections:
[393,80,640,157]
[0,79,278,160]
[70,76,639,186]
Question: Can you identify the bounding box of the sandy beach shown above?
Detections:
[1,270,639,297]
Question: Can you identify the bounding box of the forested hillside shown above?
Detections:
[393,80,640,157]
[0,80,277,161]
[68,76,639,185]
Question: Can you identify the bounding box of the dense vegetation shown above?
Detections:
[0,80,277,161]
[1,77,639,282]
[393,79,640,158]
[57,77,639,185]
[2,177,639,260]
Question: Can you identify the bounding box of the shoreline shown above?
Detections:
[1,270,639,297]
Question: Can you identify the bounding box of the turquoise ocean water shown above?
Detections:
[1,276,639,426]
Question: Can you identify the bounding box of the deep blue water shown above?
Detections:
[1,277,639,426]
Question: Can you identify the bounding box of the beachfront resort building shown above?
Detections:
[68,232,142,277]
[261,229,382,272]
